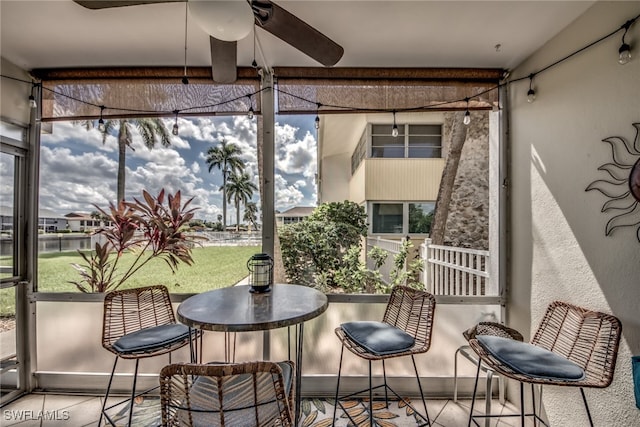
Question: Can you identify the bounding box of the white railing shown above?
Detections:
[365,237,495,296]
[420,238,495,296]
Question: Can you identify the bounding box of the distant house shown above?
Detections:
[276,207,315,227]
[0,206,67,233]
[64,212,102,232]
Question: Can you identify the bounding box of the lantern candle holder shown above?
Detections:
[247,253,273,293]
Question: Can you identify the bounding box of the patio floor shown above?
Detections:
[0,393,528,426]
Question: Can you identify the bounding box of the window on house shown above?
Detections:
[370,201,435,235]
[370,124,441,159]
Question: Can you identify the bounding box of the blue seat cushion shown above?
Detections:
[112,323,191,354]
[341,321,415,356]
[477,335,585,381]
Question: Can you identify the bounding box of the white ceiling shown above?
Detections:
[1,0,596,74]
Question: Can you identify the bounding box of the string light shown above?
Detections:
[463,98,471,126]
[251,25,258,68]
[172,110,179,135]
[618,19,632,65]
[315,103,321,129]
[28,83,37,109]
[98,106,106,131]
[182,2,189,84]
[2,11,636,126]
[527,74,536,103]
[247,95,254,119]
[391,111,399,137]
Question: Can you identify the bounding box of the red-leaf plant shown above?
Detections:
[70,189,203,293]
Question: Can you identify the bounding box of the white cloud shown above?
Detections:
[37,115,317,220]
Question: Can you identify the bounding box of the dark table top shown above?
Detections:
[177,284,329,332]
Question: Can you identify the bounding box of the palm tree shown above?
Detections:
[83,118,172,203]
[226,172,258,232]
[205,139,244,230]
[243,201,259,232]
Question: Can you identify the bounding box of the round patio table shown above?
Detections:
[177,283,329,426]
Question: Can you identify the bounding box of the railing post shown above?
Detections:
[423,238,432,292]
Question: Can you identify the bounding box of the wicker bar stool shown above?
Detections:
[159,361,295,427]
[333,285,436,426]
[467,301,622,427]
[99,285,197,427]
[454,322,524,427]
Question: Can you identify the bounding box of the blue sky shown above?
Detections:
[38,114,318,223]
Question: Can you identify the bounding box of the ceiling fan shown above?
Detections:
[73,0,344,83]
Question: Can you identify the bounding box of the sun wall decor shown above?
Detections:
[586,123,640,242]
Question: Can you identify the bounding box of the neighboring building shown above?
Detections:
[276,206,315,227]
[318,111,490,248]
[0,206,67,233]
[64,212,102,232]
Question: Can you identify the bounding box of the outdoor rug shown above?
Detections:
[107,396,429,426]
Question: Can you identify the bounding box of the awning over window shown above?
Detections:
[32,67,261,122]
[274,67,502,115]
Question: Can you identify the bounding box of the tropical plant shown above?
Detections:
[244,201,259,232]
[81,118,172,203]
[278,201,367,289]
[69,189,203,293]
[225,172,258,232]
[204,139,244,230]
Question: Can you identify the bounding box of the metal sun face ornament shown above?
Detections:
[247,253,274,293]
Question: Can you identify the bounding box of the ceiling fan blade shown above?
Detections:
[210,37,238,84]
[73,0,183,10]
[252,1,343,67]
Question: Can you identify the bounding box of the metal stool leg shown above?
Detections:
[520,382,525,427]
[454,347,461,402]
[382,359,389,408]
[580,388,594,427]
[368,360,374,427]
[332,345,345,426]
[127,359,140,427]
[411,354,430,426]
[98,356,118,427]
[468,357,482,427]
[485,370,493,427]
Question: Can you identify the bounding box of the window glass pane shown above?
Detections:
[408,134,442,158]
[372,203,403,233]
[371,135,404,158]
[409,202,435,234]
[409,124,441,135]
[0,152,15,279]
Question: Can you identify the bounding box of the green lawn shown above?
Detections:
[0,245,259,316]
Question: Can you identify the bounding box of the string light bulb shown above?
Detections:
[618,19,632,65]
[314,103,321,130]
[28,83,37,109]
[97,106,105,131]
[172,110,179,136]
[463,99,471,126]
[391,111,399,137]
[527,74,537,103]
[247,95,254,119]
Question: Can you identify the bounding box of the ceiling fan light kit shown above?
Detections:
[73,0,345,83]
[188,0,254,42]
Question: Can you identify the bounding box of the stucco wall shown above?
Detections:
[508,2,640,426]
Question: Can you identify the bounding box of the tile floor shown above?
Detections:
[0,392,529,427]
